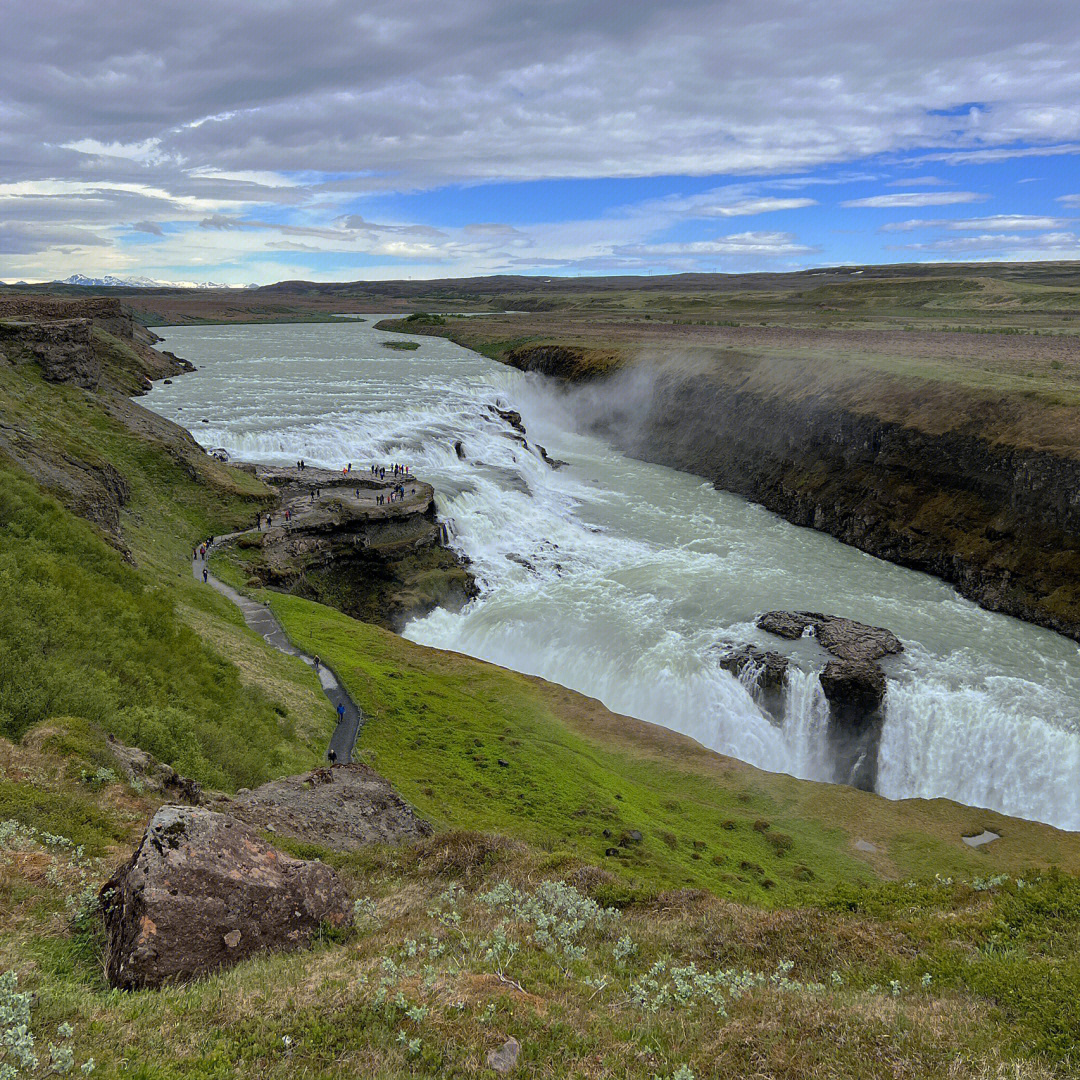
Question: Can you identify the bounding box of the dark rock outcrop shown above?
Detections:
[536,443,568,469]
[715,643,789,720]
[756,611,903,662]
[0,318,100,388]
[819,658,887,714]
[756,611,900,791]
[489,404,527,436]
[100,805,352,989]
[231,465,477,630]
[505,343,620,381]
[818,659,887,790]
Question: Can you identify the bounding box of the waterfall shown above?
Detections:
[143,319,1080,832]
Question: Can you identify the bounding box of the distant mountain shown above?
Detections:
[56,274,257,290]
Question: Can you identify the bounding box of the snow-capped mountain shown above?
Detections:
[56,274,258,289]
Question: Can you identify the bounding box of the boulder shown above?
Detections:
[756,611,902,662]
[221,763,432,851]
[818,659,886,715]
[100,805,352,989]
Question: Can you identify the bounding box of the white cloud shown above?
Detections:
[881,214,1072,232]
[892,231,1080,256]
[5,0,1080,279]
[885,175,949,186]
[623,231,817,257]
[1057,194,1080,207]
[62,138,171,165]
[687,196,817,217]
[918,142,1080,165]
[842,191,987,208]
[187,167,300,188]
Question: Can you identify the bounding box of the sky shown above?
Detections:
[3,0,1080,285]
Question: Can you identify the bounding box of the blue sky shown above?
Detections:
[3,2,1080,284]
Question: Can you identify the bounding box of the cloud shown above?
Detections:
[62,138,171,165]
[0,222,111,255]
[916,142,1080,165]
[621,231,817,257]
[1057,194,1080,207]
[881,214,1072,232]
[659,194,818,218]
[885,175,950,186]
[842,191,988,208]
[5,1,1080,279]
[131,220,165,235]
[891,231,1080,256]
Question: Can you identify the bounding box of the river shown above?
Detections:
[144,319,1080,831]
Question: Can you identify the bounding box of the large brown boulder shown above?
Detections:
[100,805,352,990]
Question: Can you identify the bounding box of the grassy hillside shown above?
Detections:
[0,343,334,790]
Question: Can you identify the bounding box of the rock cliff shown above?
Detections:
[512,352,1080,642]
[226,465,477,630]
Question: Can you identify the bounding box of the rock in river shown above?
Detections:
[100,805,352,990]
[818,658,887,715]
[714,642,789,720]
[756,611,903,662]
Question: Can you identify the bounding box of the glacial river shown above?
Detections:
[144,319,1080,831]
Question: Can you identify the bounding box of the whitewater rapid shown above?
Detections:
[144,319,1080,831]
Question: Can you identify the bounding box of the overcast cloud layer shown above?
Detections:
[3,0,1080,282]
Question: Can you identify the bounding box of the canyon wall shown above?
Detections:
[505,345,1080,641]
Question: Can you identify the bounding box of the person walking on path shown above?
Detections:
[202,566,208,583]
[327,749,337,765]
[336,702,345,724]
[313,654,321,674]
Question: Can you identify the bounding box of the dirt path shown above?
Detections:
[192,537,362,764]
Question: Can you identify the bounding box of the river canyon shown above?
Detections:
[143,319,1080,832]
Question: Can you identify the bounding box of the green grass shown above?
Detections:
[0,352,332,791]
[0,462,325,790]
[260,591,1080,902]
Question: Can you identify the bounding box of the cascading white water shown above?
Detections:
[143,319,1080,831]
